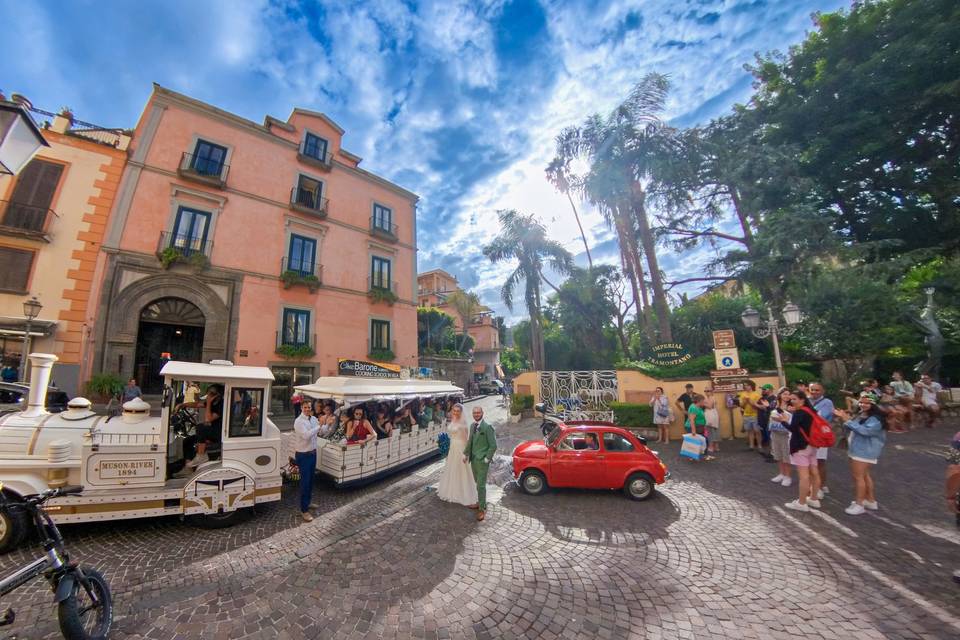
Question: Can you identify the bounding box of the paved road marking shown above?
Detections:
[777,507,960,632]
[807,508,859,537]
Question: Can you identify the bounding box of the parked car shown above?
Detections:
[477,379,504,395]
[0,382,70,414]
[512,422,669,500]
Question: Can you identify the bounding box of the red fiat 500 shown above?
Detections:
[512,422,669,500]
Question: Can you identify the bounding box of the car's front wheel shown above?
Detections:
[623,472,655,501]
[519,469,548,496]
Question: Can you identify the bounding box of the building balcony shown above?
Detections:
[156,231,214,271]
[275,332,317,358]
[289,187,328,218]
[297,149,333,172]
[280,257,323,292]
[177,151,229,188]
[369,217,399,243]
[0,200,53,242]
[367,339,398,361]
[367,277,400,305]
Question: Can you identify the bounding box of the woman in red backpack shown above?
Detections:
[784,390,822,512]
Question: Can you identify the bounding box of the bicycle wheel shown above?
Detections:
[57,567,112,640]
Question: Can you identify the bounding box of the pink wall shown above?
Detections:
[115,90,418,371]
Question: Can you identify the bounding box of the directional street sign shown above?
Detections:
[714,347,740,370]
[712,380,748,392]
[712,329,736,350]
[710,369,749,378]
[710,375,751,388]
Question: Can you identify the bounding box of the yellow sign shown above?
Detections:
[99,460,156,479]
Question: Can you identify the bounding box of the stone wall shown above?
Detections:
[418,355,473,393]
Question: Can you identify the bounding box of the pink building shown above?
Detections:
[94,85,418,410]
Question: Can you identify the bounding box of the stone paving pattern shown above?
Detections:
[1,396,959,639]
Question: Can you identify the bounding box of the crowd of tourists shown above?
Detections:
[652,371,948,516]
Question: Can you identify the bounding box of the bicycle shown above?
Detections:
[0,484,112,640]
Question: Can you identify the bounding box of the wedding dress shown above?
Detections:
[437,417,478,505]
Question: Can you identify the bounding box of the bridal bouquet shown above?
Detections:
[437,432,450,458]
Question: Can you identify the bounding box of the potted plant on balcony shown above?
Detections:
[187,252,210,273]
[158,246,183,269]
[281,270,321,292]
[276,344,315,361]
[367,288,399,306]
[367,348,395,362]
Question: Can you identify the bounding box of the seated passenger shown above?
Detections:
[583,433,599,450]
[317,401,338,439]
[395,406,416,434]
[373,406,394,439]
[346,406,376,444]
[175,383,224,472]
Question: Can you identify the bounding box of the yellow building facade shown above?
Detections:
[0,103,129,395]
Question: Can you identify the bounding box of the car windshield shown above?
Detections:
[545,425,563,446]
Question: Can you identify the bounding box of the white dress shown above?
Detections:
[437,418,478,505]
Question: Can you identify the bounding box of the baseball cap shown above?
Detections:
[761,384,774,390]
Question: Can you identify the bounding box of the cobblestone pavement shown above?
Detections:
[2,396,958,639]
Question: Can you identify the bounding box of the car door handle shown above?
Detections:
[596,455,605,460]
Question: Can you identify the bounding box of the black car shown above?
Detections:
[0,382,70,414]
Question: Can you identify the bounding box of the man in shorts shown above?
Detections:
[916,373,942,428]
[809,382,835,498]
[739,381,762,450]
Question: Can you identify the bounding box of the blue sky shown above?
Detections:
[2,0,849,321]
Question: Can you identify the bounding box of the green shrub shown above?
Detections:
[86,373,124,400]
[510,394,534,415]
[783,364,819,386]
[367,288,399,305]
[368,348,396,362]
[280,270,321,291]
[275,344,315,360]
[609,402,653,428]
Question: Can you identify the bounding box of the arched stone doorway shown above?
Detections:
[134,298,205,392]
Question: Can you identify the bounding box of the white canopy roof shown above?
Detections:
[160,360,275,383]
[295,377,463,403]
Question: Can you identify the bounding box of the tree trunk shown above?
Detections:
[727,185,755,248]
[566,191,593,270]
[614,208,656,346]
[632,188,673,342]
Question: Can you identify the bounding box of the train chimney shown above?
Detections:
[24,353,58,418]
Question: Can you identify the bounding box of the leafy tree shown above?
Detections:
[500,347,528,376]
[544,265,623,367]
[483,209,575,370]
[417,307,455,354]
[445,289,482,352]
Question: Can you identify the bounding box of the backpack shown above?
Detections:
[799,406,836,448]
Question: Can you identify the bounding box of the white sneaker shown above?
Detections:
[845,503,866,515]
[863,500,878,510]
[771,474,784,483]
[187,453,209,468]
[784,500,810,512]
[806,499,821,509]
[816,489,825,500]
[820,486,830,495]
[780,477,793,487]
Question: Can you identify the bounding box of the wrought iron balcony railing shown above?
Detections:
[0,200,53,237]
[289,187,328,217]
[178,151,229,187]
[297,148,333,171]
[367,276,398,293]
[157,231,214,258]
[369,217,399,242]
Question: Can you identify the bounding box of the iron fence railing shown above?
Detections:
[289,187,328,215]
[280,256,322,280]
[0,200,53,233]
[179,151,229,183]
[367,276,397,292]
[275,331,317,351]
[369,217,399,239]
[157,231,214,258]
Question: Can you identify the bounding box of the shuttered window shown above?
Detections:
[0,247,35,292]
[3,159,63,232]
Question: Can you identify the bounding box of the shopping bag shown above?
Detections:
[680,434,706,460]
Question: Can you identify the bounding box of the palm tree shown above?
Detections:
[445,290,482,353]
[483,209,575,370]
[545,157,593,271]
[552,72,678,342]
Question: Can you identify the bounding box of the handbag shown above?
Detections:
[655,399,670,418]
[680,434,706,460]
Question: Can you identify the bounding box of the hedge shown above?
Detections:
[609,402,653,428]
[510,394,534,415]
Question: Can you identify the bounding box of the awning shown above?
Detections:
[160,360,275,383]
[295,376,463,404]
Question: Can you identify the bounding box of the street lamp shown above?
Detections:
[0,100,48,175]
[741,301,803,388]
[20,296,42,382]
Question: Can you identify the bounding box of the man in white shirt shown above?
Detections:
[915,373,942,428]
[293,401,321,521]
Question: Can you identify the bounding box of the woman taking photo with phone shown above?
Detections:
[834,394,887,515]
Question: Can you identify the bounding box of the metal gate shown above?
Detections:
[538,371,618,422]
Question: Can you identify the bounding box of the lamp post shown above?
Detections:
[0,100,49,175]
[741,301,803,389]
[20,296,42,382]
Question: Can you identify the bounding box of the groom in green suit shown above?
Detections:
[463,405,497,521]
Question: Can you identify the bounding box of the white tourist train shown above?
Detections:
[0,354,283,552]
[289,376,463,487]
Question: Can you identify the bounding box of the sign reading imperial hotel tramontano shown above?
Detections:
[338,358,401,379]
[646,343,692,367]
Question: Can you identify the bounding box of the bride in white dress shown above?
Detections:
[437,403,478,505]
